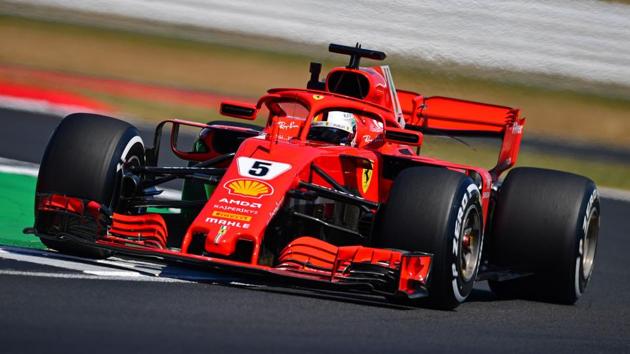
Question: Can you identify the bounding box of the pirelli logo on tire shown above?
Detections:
[211,210,252,222]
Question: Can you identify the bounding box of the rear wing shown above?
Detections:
[397,90,525,179]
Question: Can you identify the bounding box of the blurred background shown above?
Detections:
[0,0,629,189]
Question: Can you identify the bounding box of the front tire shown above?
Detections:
[35,113,145,258]
[376,167,483,310]
[488,167,600,304]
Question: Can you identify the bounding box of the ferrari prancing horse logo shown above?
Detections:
[360,162,373,194]
[214,225,228,244]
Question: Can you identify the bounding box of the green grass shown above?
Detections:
[421,137,630,189]
[86,91,223,123]
[0,173,44,249]
[0,171,176,250]
[0,142,627,254]
[517,152,630,189]
[0,14,628,193]
[1,15,630,147]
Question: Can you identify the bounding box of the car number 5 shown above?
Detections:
[236,157,291,180]
[248,161,272,177]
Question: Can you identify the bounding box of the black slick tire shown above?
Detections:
[488,167,600,304]
[35,113,145,258]
[376,166,483,310]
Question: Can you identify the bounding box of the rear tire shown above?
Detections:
[376,167,483,310]
[36,113,145,258]
[488,167,600,304]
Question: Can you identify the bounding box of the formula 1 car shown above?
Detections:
[27,43,600,309]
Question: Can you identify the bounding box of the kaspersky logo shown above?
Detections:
[223,178,274,199]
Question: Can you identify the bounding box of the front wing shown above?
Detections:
[31,194,433,299]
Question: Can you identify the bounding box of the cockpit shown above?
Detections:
[260,94,385,148]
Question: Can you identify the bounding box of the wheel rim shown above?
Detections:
[459,206,482,282]
[114,140,144,212]
[582,207,599,278]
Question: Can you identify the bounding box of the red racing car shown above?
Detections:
[27,44,600,309]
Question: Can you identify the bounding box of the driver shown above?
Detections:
[307,111,357,146]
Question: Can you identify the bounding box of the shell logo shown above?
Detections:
[223,178,274,198]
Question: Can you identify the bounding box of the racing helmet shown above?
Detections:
[307,111,357,146]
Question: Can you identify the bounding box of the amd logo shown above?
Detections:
[218,198,262,209]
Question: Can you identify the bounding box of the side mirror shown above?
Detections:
[220,100,257,120]
[384,128,423,147]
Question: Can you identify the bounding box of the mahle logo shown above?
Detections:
[223,178,274,198]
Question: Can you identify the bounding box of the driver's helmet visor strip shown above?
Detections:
[308,111,357,145]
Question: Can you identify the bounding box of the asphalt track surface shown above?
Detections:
[1,108,629,353]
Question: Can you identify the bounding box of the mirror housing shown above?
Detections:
[220,100,258,120]
[384,127,423,147]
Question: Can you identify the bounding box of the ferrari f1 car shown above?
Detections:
[28,44,600,309]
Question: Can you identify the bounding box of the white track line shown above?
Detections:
[0,245,165,275]
[1,245,154,273]
[0,157,39,177]
[598,187,630,202]
[0,247,146,274]
[0,246,246,283]
[0,246,192,282]
[0,269,185,282]
[4,156,627,202]
[0,95,103,117]
[0,156,182,198]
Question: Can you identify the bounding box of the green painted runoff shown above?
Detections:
[0,173,44,249]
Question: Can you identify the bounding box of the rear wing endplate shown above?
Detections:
[397,92,526,179]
